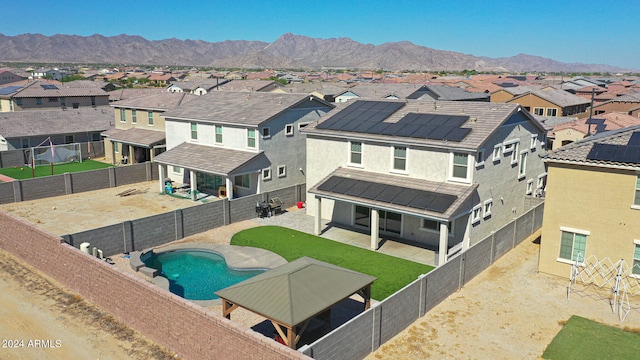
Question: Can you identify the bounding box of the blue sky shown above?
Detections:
[2,0,637,70]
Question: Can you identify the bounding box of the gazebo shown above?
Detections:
[215,257,376,349]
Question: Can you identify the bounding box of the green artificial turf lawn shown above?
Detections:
[230,225,434,300]
[0,160,113,180]
[542,315,640,359]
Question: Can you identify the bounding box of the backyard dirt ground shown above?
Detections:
[2,184,640,359]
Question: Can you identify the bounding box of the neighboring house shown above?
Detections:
[0,69,26,85]
[216,80,281,92]
[415,85,489,102]
[0,80,109,112]
[148,73,177,86]
[592,93,640,116]
[547,112,640,150]
[108,88,165,103]
[489,85,546,103]
[103,92,198,164]
[0,107,112,151]
[154,92,334,200]
[167,79,231,95]
[538,125,640,278]
[506,89,590,117]
[331,84,444,103]
[302,99,548,265]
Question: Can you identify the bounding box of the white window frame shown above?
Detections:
[262,168,271,181]
[120,108,126,123]
[190,122,198,141]
[526,179,534,195]
[557,226,590,264]
[476,148,485,167]
[471,205,482,224]
[632,240,640,276]
[298,122,311,130]
[113,141,119,153]
[533,107,544,116]
[285,123,294,136]
[391,146,407,173]
[546,108,558,116]
[518,150,528,179]
[215,125,223,144]
[262,127,271,139]
[450,152,470,182]
[420,219,454,237]
[633,174,640,209]
[530,134,538,150]
[131,109,137,124]
[247,129,256,148]
[148,111,154,126]
[349,141,363,166]
[172,166,182,174]
[510,142,520,164]
[493,144,502,162]
[277,165,286,178]
[483,199,493,218]
[537,173,547,189]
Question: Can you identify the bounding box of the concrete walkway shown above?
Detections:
[244,207,438,266]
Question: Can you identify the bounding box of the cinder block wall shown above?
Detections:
[0,213,309,360]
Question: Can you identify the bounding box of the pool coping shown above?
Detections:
[130,243,288,307]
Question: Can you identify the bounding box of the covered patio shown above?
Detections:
[154,142,270,200]
[102,127,166,164]
[309,167,478,265]
[215,257,376,349]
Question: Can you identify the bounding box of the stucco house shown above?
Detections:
[506,89,590,117]
[103,92,198,165]
[547,112,640,150]
[154,91,334,200]
[592,93,640,116]
[0,80,109,112]
[302,99,548,265]
[538,125,640,278]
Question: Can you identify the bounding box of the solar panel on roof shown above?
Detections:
[317,100,405,130]
[628,131,640,146]
[444,127,473,142]
[0,86,22,95]
[587,143,620,162]
[40,84,58,90]
[315,176,458,214]
[621,146,640,163]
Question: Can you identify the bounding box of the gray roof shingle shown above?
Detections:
[0,107,113,138]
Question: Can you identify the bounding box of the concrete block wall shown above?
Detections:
[182,202,225,237]
[0,182,14,203]
[65,223,126,256]
[21,174,67,200]
[304,203,544,359]
[130,212,177,250]
[0,213,308,360]
[515,209,535,244]
[230,193,266,223]
[0,150,26,168]
[113,163,151,186]
[70,168,112,193]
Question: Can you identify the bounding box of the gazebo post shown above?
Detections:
[221,299,238,320]
[358,285,372,310]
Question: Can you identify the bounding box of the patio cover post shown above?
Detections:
[158,164,165,193]
[438,221,449,265]
[370,208,379,250]
[189,170,196,200]
[313,196,322,235]
[225,177,234,199]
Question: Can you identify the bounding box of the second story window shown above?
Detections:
[547,108,558,116]
[452,153,469,180]
[190,122,198,140]
[120,109,126,122]
[518,151,528,179]
[393,146,406,171]
[350,142,362,165]
[132,109,137,124]
[262,127,270,139]
[635,175,640,207]
[247,129,256,148]
[215,125,223,144]
[148,111,154,126]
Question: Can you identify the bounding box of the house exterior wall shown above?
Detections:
[506,94,561,116]
[593,101,640,115]
[470,112,547,245]
[0,71,23,85]
[551,128,586,150]
[13,95,109,111]
[538,163,640,278]
[490,90,515,103]
[0,99,12,112]
[114,107,166,131]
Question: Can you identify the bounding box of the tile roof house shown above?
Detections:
[0,68,26,86]
[592,93,640,116]
[154,91,334,200]
[548,112,640,150]
[216,80,281,92]
[167,78,231,95]
[0,106,112,152]
[103,92,198,165]
[302,99,548,265]
[506,88,590,117]
[0,79,110,112]
[539,125,640,279]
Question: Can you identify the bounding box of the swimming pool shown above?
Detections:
[143,250,266,301]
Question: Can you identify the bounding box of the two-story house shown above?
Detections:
[505,89,590,117]
[103,92,197,164]
[0,80,109,112]
[302,99,548,265]
[539,125,640,278]
[154,91,334,200]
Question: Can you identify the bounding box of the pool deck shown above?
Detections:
[130,243,287,306]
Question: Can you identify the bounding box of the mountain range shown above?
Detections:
[0,32,630,73]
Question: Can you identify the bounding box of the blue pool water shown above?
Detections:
[144,250,265,300]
